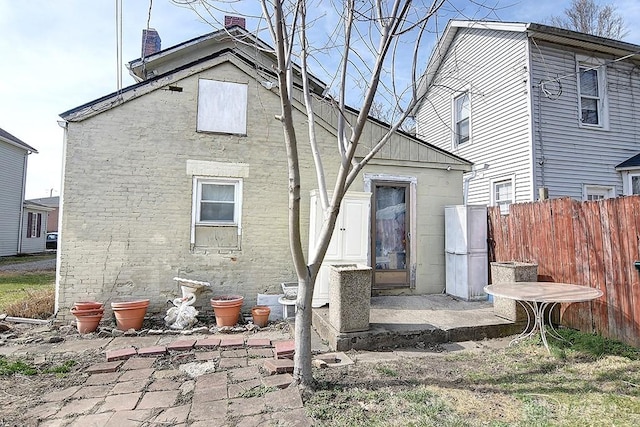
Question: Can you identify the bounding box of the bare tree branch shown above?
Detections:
[549,0,627,40]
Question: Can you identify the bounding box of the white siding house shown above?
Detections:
[0,128,38,256]
[416,20,640,209]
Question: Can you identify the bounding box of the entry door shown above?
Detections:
[371,182,410,289]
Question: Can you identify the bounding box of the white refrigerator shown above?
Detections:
[444,205,488,301]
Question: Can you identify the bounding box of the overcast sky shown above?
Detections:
[1,0,639,199]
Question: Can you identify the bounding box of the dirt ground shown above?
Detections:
[2,319,640,426]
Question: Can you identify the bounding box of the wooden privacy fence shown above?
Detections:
[488,196,640,347]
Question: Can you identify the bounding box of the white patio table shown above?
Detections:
[484,282,603,353]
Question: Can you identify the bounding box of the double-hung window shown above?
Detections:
[577,57,607,128]
[453,92,470,146]
[492,178,513,215]
[196,179,241,225]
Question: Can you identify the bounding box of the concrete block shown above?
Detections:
[329,264,372,333]
[490,262,538,322]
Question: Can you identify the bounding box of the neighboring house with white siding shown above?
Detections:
[56,24,471,318]
[27,196,60,232]
[415,20,640,212]
[0,128,40,256]
[20,201,52,254]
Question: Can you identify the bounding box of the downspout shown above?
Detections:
[55,120,68,315]
[463,163,489,205]
[17,152,29,254]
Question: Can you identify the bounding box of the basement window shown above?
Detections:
[197,79,248,135]
[583,185,614,201]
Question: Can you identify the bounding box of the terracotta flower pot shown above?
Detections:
[70,307,104,334]
[74,313,103,334]
[73,301,103,311]
[111,299,150,331]
[251,305,271,328]
[210,295,244,327]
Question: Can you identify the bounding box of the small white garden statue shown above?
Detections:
[164,294,199,330]
[164,277,210,330]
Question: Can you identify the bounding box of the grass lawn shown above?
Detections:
[0,271,55,316]
[306,330,640,426]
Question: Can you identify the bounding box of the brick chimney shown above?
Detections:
[141,28,161,58]
[224,16,246,29]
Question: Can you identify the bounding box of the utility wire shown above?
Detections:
[115,0,123,93]
[142,0,153,78]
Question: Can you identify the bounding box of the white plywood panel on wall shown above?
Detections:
[197,79,248,134]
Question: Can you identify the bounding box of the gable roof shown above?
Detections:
[616,153,640,170]
[61,26,325,122]
[0,127,38,153]
[418,20,640,101]
[60,25,471,168]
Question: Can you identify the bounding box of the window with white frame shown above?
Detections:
[577,58,606,127]
[192,177,243,250]
[583,185,614,201]
[492,178,513,215]
[195,178,242,225]
[453,92,470,146]
[631,174,640,195]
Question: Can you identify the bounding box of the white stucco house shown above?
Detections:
[0,128,46,256]
[416,20,640,213]
[56,24,471,317]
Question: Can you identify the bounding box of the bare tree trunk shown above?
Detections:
[178,0,449,389]
[293,273,314,386]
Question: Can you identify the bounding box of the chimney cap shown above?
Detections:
[142,28,162,58]
[224,16,246,29]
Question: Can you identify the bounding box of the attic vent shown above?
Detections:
[225,16,246,29]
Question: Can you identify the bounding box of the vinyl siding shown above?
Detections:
[20,209,47,254]
[0,142,26,256]
[416,28,532,205]
[530,40,640,199]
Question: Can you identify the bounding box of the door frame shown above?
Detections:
[364,173,417,289]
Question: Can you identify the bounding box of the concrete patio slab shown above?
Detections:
[313,294,523,351]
